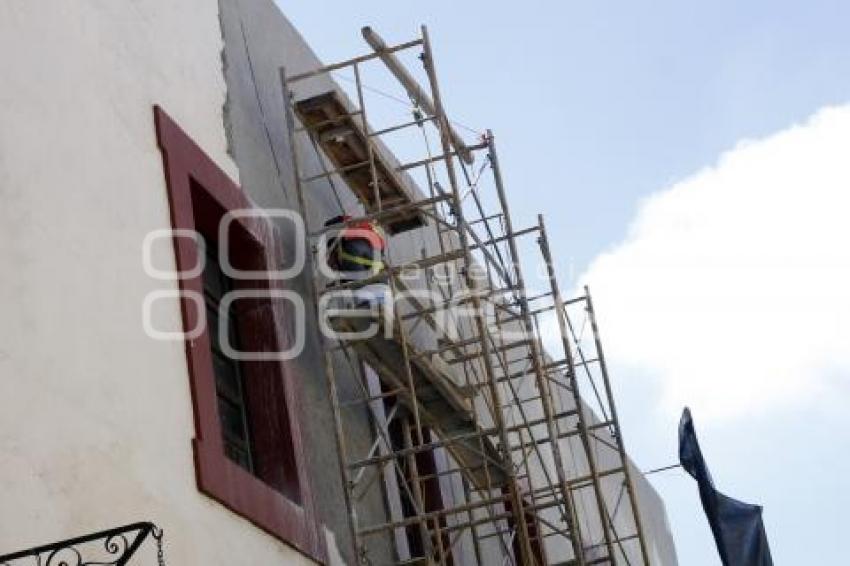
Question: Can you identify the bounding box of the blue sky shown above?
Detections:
[278,1,850,563]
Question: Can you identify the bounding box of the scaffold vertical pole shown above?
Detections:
[585,285,652,565]
[488,130,588,564]
[420,24,537,566]
[537,214,617,562]
[280,66,365,563]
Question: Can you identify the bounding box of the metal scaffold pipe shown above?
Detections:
[282,21,656,565]
[419,23,537,565]
[362,25,474,164]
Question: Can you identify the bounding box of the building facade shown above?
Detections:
[0,1,677,565]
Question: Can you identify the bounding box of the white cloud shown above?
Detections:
[578,104,850,422]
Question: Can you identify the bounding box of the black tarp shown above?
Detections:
[678,408,773,566]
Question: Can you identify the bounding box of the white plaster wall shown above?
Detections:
[0,1,316,563]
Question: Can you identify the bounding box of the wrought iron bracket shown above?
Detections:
[0,522,163,566]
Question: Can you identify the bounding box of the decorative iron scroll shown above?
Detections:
[0,522,163,566]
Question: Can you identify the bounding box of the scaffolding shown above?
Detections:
[281,26,651,566]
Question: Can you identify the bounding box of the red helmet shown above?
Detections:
[342,220,386,251]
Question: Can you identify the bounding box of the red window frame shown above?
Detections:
[154,106,325,562]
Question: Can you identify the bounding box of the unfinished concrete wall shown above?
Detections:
[216,0,390,563]
[216,0,679,564]
[216,1,489,563]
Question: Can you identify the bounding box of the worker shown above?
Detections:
[324,215,389,307]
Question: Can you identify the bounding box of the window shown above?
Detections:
[365,364,453,564]
[154,106,324,561]
[202,245,254,472]
[505,492,545,566]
